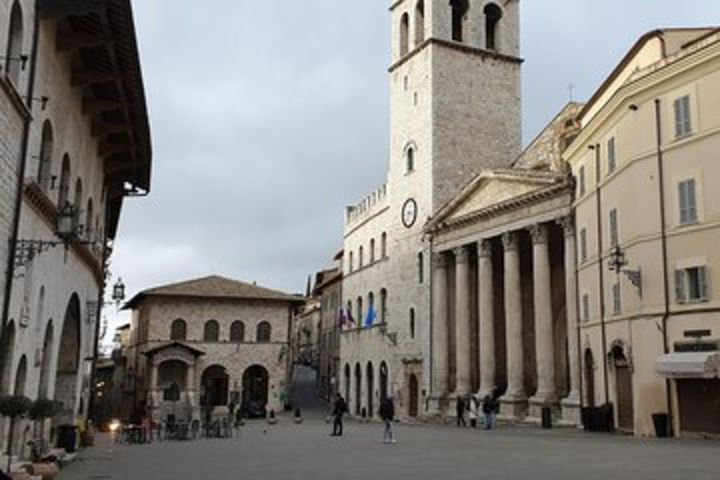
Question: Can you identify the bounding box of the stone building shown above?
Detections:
[293,296,320,368]
[340,0,521,420]
[313,258,343,402]
[425,104,583,423]
[121,276,303,423]
[0,0,151,458]
[565,28,720,437]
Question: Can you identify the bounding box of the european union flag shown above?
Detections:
[365,303,377,328]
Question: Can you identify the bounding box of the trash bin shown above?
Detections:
[652,413,669,438]
[56,425,77,453]
[541,407,553,429]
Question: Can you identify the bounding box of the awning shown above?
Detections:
[656,351,720,379]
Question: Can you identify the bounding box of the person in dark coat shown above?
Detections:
[0,469,10,480]
[456,396,467,427]
[482,395,499,430]
[331,393,348,436]
[379,396,396,444]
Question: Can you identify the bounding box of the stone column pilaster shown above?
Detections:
[453,246,472,396]
[529,224,558,412]
[559,216,581,424]
[477,240,496,398]
[500,232,527,418]
[431,252,449,401]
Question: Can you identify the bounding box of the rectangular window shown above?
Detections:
[582,293,590,322]
[607,137,617,174]
[580,228,588,263]
[612,283,622,315]
[609,208,619,247]
[676,266,709,303]
[578,165,586,196]
[674,95,692,138]
[678,179,698,225]
[418,252,424,284]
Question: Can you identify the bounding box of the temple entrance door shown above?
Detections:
[201,365,229,409]
[408,374,419,418]
[242,365,269,418]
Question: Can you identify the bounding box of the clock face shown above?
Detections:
[402,198,418,228]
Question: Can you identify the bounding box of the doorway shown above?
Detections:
[242,365,269,418]
[611,347,634,431]
[408,374,419,418]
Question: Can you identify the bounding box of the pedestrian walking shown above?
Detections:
[380,396,396,444]
[456,396,467,427]
[468,396,479,428]
[331,393,347,436]
[482,395,499,430]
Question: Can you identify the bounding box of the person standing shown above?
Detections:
[468,396,479,429]
[379,396,396,444]
[331,393,347,436]
[482,395,499,430]
[456,396,467,428]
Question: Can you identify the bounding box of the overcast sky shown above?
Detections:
[103,1,719,339]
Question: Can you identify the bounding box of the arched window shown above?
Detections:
[415,0,425,47]
[230,321,245,342]
[410,308,416,339]
[417,252,424,283]
[346,300,353,327]
[484,3,503,51]
[380,289,387,324]
[450,0,469,42]
[203,320,220,342]
[38,121,53,190]
[367,292,375,326]
[359,246,364,268]
[58,155,71,208]
[406,146,415,173]
[400,12,410,57]
[14,355,27,396]
[5,1,24,86]
[349,251,354,273]
[356,296,363,325]
[85,199,94,240]
[370,238,376,263]
[381,232,388,258]
[170,319,187,341]
[257,322,272,342]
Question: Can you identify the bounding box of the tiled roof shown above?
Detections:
[124,275,304,308]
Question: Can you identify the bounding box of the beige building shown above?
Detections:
[121,276,303,423]
[340,0,521,421]
[0,0,151,460]
[313,260,343,402]
[293,297,320,367]
[566,28,720,437]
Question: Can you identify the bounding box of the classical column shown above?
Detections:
[529,224,558,408]
[453,246,472,396]
[150,362,159,391]
[501,232,526,409]
[477,240,496,398]
[432,252,449,398]
[559,216,581,418]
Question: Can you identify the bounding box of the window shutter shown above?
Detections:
[698,266,709,301]
[675,269,686,303]
[674,98,683,138]
[683,96,692,135]
[687,179,697,223]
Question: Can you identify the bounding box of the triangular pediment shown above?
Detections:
[427,169,567,231]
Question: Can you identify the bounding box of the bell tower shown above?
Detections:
[388,0,522,212]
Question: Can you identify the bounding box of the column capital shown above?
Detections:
[453,246,471,264]
[477,239,493,259]
[529,224,548,245]
[557,215,575,237]
[502,232,518,251]
[433,252,448,269]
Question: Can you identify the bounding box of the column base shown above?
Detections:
[560,394,582,426]
[427,395,450,418]
[528,395,560,420]
[499,394,528,420]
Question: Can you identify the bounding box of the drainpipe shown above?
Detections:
[593,143,610,405]
[427,234,434,403]
[0,0,41,373]
[654,98,674,437]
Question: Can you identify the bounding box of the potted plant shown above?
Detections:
[0,395,32,473]
[293,408,303,425]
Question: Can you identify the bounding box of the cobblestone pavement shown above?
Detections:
[57,416,720,480]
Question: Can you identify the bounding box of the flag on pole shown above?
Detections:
[365,303,377,328]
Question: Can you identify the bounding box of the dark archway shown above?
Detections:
[379,362,389,401]
[257,322,272,342]
[230,321,245,342]
[584,348,595,408]
[366,362,375,417]
[201,365,229,408]
[14,355,27,396]
[55,294,81,417]
[242,365,269,418]
[344,364,351,403]
[170,318,187,341]
[450,0,469,42]
[611,346,634,431]
[203,320,220,342]
[409,374,420,418]
[38,321,54,399]
[354,363,362,415]
[0,320,17,394]
[484,3,503,50]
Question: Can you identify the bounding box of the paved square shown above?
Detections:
[58,414,720,480]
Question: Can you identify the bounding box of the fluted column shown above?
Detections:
[501,232,526,404]
[432,252,449,397]
[559,216,582,415]
[529,224,558,406]
[477,240,496,398]
[453,246,472,396]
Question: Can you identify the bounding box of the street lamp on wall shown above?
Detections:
[608,244,642,295]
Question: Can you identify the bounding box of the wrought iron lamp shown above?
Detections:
[608,244,642,295]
